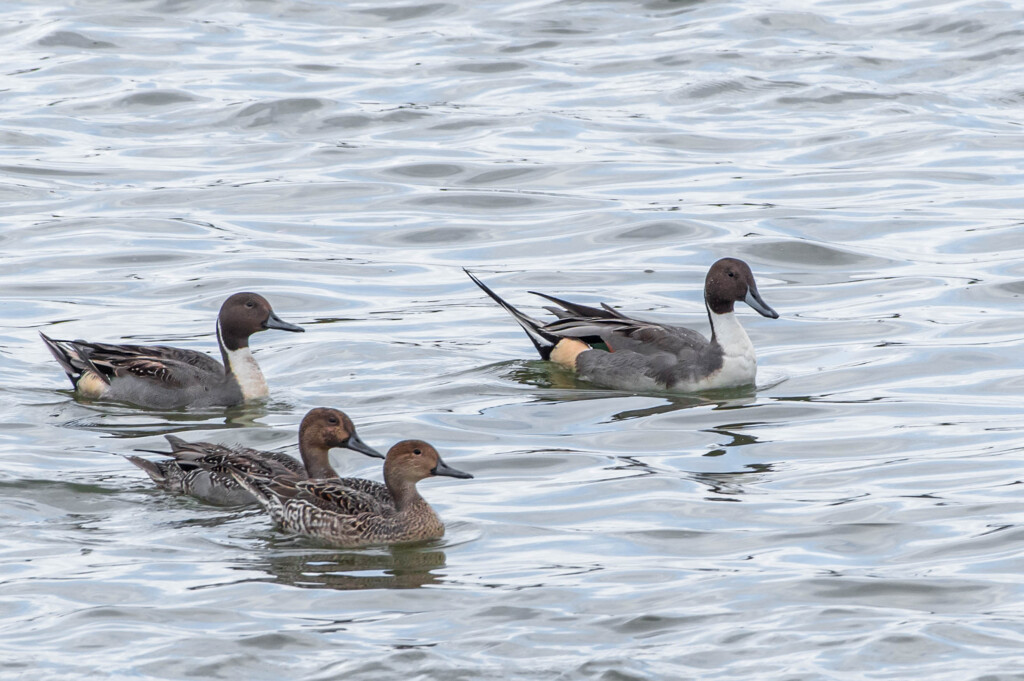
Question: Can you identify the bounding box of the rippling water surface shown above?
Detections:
[2,0,1024,678]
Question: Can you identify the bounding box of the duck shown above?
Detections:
[40,292,304,409]
[226,439,473,547]
[125,407,384,506]
[465,257,779,392]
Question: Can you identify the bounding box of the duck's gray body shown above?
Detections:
[42,339,246,409]
[40,292,303,409]
[127,434,306,506]
[466,258,779,393]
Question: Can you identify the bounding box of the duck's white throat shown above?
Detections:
[709,310,757,387]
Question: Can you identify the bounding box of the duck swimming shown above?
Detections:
[227,439,473,547]
[466,257,778,392]
[40,292,303,409]
[126,407,383,506]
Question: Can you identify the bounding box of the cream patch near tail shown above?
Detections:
[549,338,590,371]
[75,371,110,398]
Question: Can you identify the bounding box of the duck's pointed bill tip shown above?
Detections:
[432,458,474,480]
[744,289,779,319]
[265,312,304,332]
[348,434,385,459]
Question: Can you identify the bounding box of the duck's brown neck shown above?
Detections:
[216,318,251,354]
[300,442,338,479]
[217,321,259,395]
[705,290,736,317]
[386,477,427,512]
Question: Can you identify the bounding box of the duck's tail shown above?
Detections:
[464,269,562,360]
[39,332,109,388]
[39,332,82,386]
[124,455,168,485]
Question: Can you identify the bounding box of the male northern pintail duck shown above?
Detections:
[466,257,779,392]
[40,292,303,409]
[126,407,384,506]
[226,440,473,547]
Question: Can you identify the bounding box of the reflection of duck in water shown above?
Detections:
[248,545,448,591]
[126,407,383,505]
[226,440,474,548]
[467,258,778,392]
[40,292,304,408]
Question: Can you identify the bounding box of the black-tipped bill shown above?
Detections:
[264,311,305,332]
[744,288,779,319]
[431,456,474,480]
[345,432,385,459]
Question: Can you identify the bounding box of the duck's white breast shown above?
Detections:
[700,311,757,389]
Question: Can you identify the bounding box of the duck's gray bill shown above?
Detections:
[264,311,305,332]
[347,432,385,459]
[432,457,474,479]
[744,288,779,319]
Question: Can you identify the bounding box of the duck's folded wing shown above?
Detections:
[82,342,222,371]
[332,477,395,510]
[260,450,307,476]
[74,342,224,387]
[179,449,285,479]
[294,479,389,515]
[544,316,710,357]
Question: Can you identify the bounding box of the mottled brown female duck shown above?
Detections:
[229,439,473,547]
[126,407,383,506]
[40,292,303,409]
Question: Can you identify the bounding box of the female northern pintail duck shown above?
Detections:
[40,292,303,409]
[125,407,384,506]
[226,440,473,547]
[466,257,779,392]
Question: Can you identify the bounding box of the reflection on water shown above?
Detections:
[507,361,766,423]
[242,545,448,591]
[703,426,762,455]
[690,464,775,499]
[49,397,274,438]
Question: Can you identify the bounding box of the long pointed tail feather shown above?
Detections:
[529,291,626,320]
[226,469,275,509]
[124,455,168,484]
[39,332,111,388]
[39,332,81,386]
[464,269,562,360]
[164,434,191,451]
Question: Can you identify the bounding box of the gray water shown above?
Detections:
[2,0,1024,678]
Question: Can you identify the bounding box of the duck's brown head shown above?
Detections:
[704,258,778,318]
[217,292,304,351]
[298,407,384,478]
[384,439,474,486]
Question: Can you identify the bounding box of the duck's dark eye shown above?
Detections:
[328,417,339,425]
[413,448,422,456]
[727,271,735,278]
[245,301,255,308]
